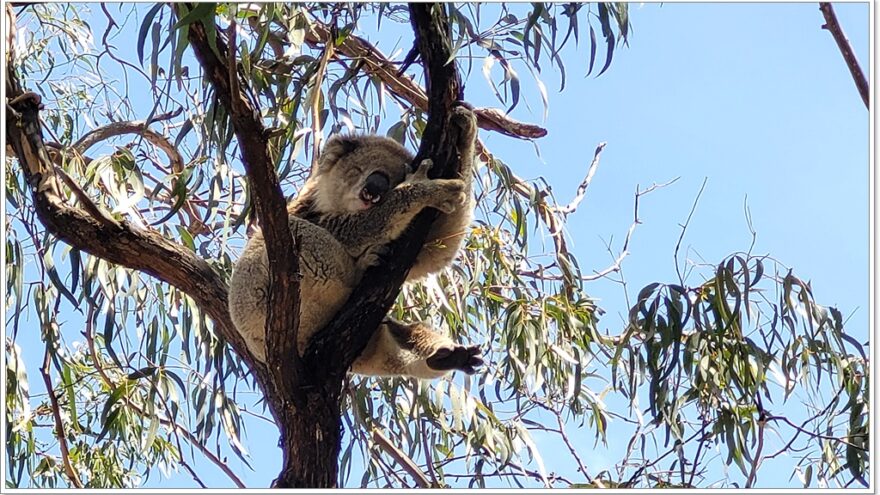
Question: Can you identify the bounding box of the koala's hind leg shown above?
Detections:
[408,104,478,280]
[351,319,483,379]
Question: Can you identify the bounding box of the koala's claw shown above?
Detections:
[427,344,484,374]
[411,159,433,181]
[357,245,389,270]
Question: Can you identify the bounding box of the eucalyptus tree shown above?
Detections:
[4,2,868,489]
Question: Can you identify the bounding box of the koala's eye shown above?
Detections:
[360,171,390,205]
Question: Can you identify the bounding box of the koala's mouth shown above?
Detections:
[359,187,382,207]
[358,172,390,208]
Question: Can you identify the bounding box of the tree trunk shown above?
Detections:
[273,386,344,487]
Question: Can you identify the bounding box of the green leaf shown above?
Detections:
[137,3,165,66]
[597,31,615,77]
[43,246,78,307]
[61,365,79,433]
[173,3,216,30]
[152,166,193,226]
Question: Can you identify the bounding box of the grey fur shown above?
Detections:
[228,106,480,378]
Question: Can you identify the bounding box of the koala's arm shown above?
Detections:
[332,164,466,268]
[408,105,478,280]
[350,319,483,379]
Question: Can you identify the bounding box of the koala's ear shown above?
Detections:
[318,135,361,170]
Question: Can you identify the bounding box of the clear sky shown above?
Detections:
[7,2,871,489]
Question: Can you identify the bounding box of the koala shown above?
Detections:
[228,105,481,379]
[292,105,478,280]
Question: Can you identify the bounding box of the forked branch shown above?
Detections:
[182,6,304,404]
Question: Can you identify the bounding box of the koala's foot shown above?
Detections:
[451,103,478,145]
[426,344,483,374]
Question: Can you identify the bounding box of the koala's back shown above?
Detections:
[228,215,358,362]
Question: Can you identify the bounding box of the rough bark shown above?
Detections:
[181,9,305,406]
[280,3,467,487]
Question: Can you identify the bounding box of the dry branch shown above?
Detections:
[302,15,548,140]
[819,3,869,109]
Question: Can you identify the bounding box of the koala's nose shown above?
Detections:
[362,172,390,201]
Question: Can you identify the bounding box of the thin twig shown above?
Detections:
[745,417,766,488]
[688,420,709,486]
[371,428,431,488]
[763,385,847,460]
[624,427,705,487]
[582,178,679,282]
[551,406,599,486]
[765,415,867,451]
[555,142,606,215]
[819,3,869,109]
[40,348,84,488]
[179,459,208,488]
[673,177,707,285]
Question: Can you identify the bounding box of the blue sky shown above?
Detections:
[6,2,870,489]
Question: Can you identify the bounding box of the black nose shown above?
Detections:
[363,172,390,199]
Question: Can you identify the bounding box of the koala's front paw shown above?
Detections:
[357,244,389,271]
[431,178,466,214]
[426,344,484,374]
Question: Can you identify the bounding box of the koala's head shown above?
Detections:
[311,135,413,215]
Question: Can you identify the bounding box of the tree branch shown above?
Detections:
[5,17,265,487]
[301,13,547,140]
[303,3,466,381]
[181,6,304,403]
[555,142,606,215]
[40,348,84,488]
[819,3,869,109]
[371,427,432,488]
[72,110,185,170]
[5,88,255,369]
